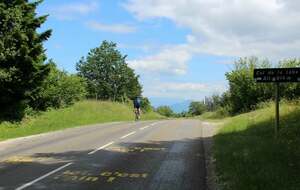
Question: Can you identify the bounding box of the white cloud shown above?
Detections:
[128,44,191,75]
[124,0,300,59]
[86,21,136,34]
[143,81,227,100]
[51,1,98,20]
[158,83,208,92]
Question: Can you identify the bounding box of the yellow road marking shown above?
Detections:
[107,177,116,183]
[54,170,149,184]
[86,176,99,182]
[5,156,34,163]
[101,172,112,177]
[108,146,166,153]
[4,156,56,164]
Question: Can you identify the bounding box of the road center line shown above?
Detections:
[140,125,150,130]
[120,131,136,139]
[151,122,159,126]
[15,162,73,190]
[88,141,115,155]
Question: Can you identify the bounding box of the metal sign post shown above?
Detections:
[254,68,300,137]
[275,82,279,137]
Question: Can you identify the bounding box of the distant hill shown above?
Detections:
[149,97,191,113]
[170,100,191,113]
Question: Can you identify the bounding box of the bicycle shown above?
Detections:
[134,108,141,121]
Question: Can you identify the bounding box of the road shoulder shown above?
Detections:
[201,121,220,190]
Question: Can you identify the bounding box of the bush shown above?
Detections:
[225,57,274,114]
[278,59,300,100]
[141,97,152,113]
[156,106,174,117]
[189,101,206,116]
[34,61,87,110]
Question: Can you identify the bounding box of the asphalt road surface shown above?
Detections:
[0,120,208,190]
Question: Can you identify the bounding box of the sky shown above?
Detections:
[37,0,300,107]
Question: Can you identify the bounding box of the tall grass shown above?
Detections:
[0,101,163,141]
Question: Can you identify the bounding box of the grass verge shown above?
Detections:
[213,100,300,190]
[0,100,163,141]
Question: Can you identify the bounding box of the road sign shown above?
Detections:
[254,67,300,138]
[254,68,300,83]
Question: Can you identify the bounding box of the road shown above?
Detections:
[0,120,209,190]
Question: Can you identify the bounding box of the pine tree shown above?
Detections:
[0,0,52,119]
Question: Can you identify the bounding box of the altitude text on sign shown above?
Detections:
[254,68,300,83]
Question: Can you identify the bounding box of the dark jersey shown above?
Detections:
[133,97,141,108]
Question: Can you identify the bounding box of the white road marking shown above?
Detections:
[151,122,160,126]
[88,141,115,155]
[140,125,150,130]
[120,131,136,139]
[15,162,73,190]
[13,121,166,190]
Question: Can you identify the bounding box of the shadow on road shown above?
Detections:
[0,137,212,190]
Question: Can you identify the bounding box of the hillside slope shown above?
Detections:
[213,100,300,190]
[0,101,163,141]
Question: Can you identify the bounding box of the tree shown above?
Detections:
[34,60,87,109]
[0,0,52,119]
[278,59,300,100]
[204,94,222,112]
[188,101,206,116]
[140,97,152,112]
[156,106,174,117]
[76,41,142,101]
[225,57,273,114]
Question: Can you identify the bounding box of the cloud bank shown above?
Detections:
[125,0,300,74]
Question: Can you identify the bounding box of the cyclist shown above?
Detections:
[133,97,142,121]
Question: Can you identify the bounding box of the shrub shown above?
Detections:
[141,97,152,112]
[156,106,174,117]
[189,101,206,116]
[34,61,87,109]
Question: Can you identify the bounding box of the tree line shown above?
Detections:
[0,0,150,120]
[157,57,300,118]
[187,57,300,117]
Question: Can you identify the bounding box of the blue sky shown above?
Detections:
[37,0,300,107]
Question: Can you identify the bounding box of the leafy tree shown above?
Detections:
[140,97,152,112]
[204,94,222,112]
[278,59,300,100]
[76,41,142,101]
[177,111,191,118]
[188,101,206,116]
[156,106,174,117]
[225,57,273,114]
[34,60,87,109]
[221,57,300,115]
[0,0,52,119]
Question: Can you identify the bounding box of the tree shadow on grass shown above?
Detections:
[214,108,300,190]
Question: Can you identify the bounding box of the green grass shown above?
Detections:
[213,100,300,190]
[0,100,164,141]
[199,111,228,121]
